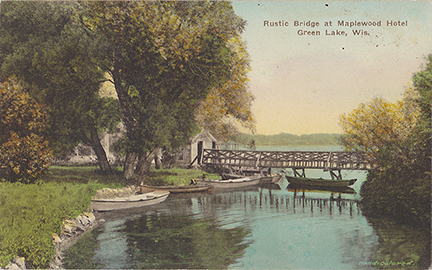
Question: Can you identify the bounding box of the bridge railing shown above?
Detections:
[201,149,373,170]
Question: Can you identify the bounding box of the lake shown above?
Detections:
[63,146,430,269]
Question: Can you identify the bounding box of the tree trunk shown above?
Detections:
[124,152,137,180]
[90,125,111,172]
[112,44,136,136]
[135,149,158,182]
[154,147,162,169]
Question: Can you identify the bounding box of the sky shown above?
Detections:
[231,1,432,135]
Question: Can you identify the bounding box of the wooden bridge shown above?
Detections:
[201,149,373,170]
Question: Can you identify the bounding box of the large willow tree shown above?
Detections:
[81,1,247,181]
[195,33,255,141]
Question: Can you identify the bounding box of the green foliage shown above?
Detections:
[81,1,243,178]
[145,167,220,186]
[339,92,420,159]
[359,55,431,228]
[195,35,256,141]
[411,55,432,170]
[0,80,52,183]
[0,179,121,269]
[0,1,121,160]
[40,166,127,186]
[360,148,430,227]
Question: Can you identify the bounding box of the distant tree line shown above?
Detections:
[233,133,342,146]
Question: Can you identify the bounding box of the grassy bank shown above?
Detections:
[145,167,219,186]
[0,166,214,268]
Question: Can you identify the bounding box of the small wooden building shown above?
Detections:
[190,130,218,165]
[172,130,218,167]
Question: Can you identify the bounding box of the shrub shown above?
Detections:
[0,80,52,183]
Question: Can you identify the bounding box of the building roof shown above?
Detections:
[190,130,218,144]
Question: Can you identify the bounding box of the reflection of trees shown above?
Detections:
[366,216,430,269]
[63,228,104,269]
[121,214,251,269]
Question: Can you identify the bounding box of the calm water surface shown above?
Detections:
[64,146,430,269]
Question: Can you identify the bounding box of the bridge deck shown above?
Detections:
[202,149,373,170]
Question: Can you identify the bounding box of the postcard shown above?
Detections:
[0,1,430,269]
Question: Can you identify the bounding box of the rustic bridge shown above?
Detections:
[201,149,373,171]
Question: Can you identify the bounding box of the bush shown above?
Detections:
[360,140,431,228]
[0,80,52,183]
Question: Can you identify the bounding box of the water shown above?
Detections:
[63,146,430,269]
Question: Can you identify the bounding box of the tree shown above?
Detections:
[0,1,121,171]
[350,55,432,228]
[81,1,245,181]
[0,80,52,183]
[339,89,420,160]
[411,54,432,173]
[195,36,255,141]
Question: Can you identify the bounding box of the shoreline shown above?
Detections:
[4,209,103,270]
[48,208,104,269]
[48,185,141,269]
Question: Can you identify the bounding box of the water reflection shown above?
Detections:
[365,216,431,269]
[63,179,429,269]
[121,215,250,269]
[62,228,103,269]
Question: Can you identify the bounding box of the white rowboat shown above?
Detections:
[91,190,170,212]
[198,175,261,189]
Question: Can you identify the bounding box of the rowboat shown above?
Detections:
[221,173,244,180]
[287,183,356,194]
[140,184,213,194]
[91,190,170,212]
[198,175,261,189]
[222,172,282,184]
[258,173,283,184]
[286,176,357,187]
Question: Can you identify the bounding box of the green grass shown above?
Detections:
[145,167,220,186]
[0,166,218,268]
[40,166,127,185]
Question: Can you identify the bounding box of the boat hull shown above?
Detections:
[222,173,282,184]
[287,183,356,194]
[286,176,357,187]
[199,176,261,189]
[221,173,243,180]
[91,190,170,212]
[259,173,283,184]
[141,184,213,194]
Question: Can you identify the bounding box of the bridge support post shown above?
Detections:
[329,169,342,180]
[293,168,306,178]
